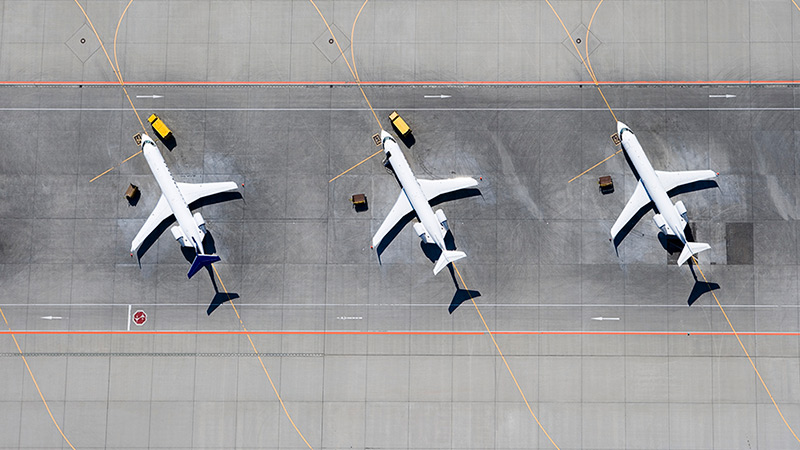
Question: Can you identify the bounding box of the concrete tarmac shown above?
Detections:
[2,0,800,449]
[1,83,799,449]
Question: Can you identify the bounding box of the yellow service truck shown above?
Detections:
[148,114,173,140]
[388,111,411,137]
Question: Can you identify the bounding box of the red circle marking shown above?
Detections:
[132,310,147,326]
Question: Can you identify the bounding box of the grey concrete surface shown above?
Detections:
[0,83,799,449]
[2,0,800,448]
[3,1,800,83]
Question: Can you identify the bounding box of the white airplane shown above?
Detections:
[372,130,478,275]
[611,121,718,266]
[130,133,239,278]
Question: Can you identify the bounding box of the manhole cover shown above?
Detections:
[313,25,350,63]
[65,24,101,63]
[562,23,602,62]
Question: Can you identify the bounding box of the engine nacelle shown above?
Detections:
[653,213,673,235]
[435,209,449,231]
[193,212,207,234]
[674,200,688,220]
[171,225,190,247]
[413,222,434,244]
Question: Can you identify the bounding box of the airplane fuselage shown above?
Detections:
[141,136,206,254]
[382,135,448,251]
[618,126,687,244]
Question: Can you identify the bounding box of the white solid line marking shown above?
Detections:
[135,95,163,98]
[127,305,131,332]
[591,317,621,321]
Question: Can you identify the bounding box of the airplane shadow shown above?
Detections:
[134,191,243,263]
[444,264,481,313]
[204,264,240,315]
[157,134,177,151]
[667,179,720,198]
[399,133,416,148]
[686,259,720,306]
[374,188,482,262]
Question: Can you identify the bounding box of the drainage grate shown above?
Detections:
[562,23,602,63]
[65,24,101,63]
[313,25,350,63]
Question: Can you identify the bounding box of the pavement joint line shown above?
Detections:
[544,0,620,184]
[562,0,799,437]
[306,0,385,183]
[306,0,381,132]
[72,0,145,133]
[6,302,799,307]
[693,257,800,443]
[453,264,561,450]
[9,106,800,111]
[0,305,77,450]
[6,330,800,335]
[76,0,155,184]
[7,80,800,85]
[0,352,323,357]
[211,264,315,450]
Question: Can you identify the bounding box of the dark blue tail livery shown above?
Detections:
[188,254,221,279]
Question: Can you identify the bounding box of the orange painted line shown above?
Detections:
[3,80,800,86]
[2,330,798,336]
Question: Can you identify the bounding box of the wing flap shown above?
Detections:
[417,177,478,201]
[372,191,414,248]
[176,181,239,205]
[131,194,173,253]
[610,180,652,240]
[655,170,718,193]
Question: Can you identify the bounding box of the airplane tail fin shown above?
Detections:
[188,254,221,279]
[677,242,711,266]
[433,250,466,275]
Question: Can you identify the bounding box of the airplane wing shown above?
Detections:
[655,170,718,194]
[176,181,239,205]
[417,177,479,201]
[131,194,173,253]
[610,180,652,240]
[372,190,414,248]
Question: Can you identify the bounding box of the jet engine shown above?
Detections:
[435,209,449,231]
[653,214,673,235]
[413,222,434,244]
[171,225,190,247]
[193,212,207,234]
[674,201,688,221]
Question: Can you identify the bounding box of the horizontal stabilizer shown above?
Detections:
[433,250,466,275]
[187,254,221,279]
[677,242,711,266]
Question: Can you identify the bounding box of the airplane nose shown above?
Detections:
[616,121,626,135]
[380,130,391,140]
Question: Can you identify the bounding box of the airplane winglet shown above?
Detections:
[188,254,221,279]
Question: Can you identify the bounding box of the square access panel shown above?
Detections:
[726,222,754,265]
